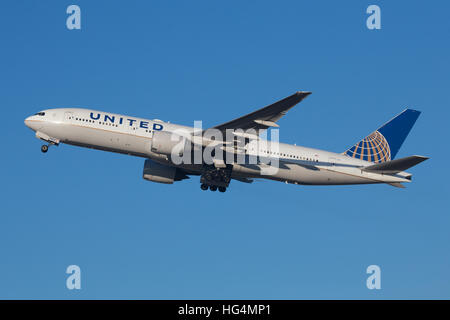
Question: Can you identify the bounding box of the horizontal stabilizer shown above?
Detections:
[363,155,429,174]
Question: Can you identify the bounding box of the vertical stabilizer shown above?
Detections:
[344,109,421,163]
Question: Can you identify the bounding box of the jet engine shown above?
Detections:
[142,159,189,184]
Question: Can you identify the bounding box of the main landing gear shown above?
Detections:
[200,165,232,193]
[200,184,227,192]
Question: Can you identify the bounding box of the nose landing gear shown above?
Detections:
[36,132,59,154]
[40,141,58,153]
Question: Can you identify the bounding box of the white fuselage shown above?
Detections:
[24,108,412,186]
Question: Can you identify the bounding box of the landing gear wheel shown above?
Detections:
[41,145,48,153]
[218,186,226,193]
[200,184,208,191]
[209,185,217,192]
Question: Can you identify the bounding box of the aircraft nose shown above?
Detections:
[24,115,40,131]
[24,116,31,128]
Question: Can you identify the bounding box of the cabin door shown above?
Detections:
[64,111,74,123]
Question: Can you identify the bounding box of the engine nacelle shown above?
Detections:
[142,159,176,184]
[151,131,188,156]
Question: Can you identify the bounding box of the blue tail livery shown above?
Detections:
[344,109,421,163]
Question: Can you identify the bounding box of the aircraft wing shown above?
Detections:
[210,91,311,134]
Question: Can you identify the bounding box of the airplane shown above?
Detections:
[24,91,428,192]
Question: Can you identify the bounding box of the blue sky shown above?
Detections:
[1,0,449,299]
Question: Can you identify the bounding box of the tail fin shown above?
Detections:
[344,109,421,163]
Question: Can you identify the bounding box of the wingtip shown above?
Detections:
[297,91,312,95]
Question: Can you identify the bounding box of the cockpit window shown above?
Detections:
[34,112,45,116]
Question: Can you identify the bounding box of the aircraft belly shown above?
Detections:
[266,162,376,185]
[315,167,367,184]
[231,162,368,185]
[298,169,373,185]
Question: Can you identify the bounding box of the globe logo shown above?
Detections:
[345,131,391,163]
